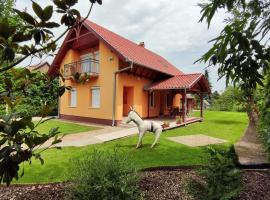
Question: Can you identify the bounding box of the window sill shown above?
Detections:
[69,106,77,108]
[88,107,100,109]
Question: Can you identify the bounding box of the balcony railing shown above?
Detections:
[63,58,99,78]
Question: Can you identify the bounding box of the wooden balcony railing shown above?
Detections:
[63,58,99,78]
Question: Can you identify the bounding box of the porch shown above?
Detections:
[149,116,203,130]
[145,73,211,126]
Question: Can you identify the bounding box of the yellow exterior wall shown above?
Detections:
[60,41,119,120]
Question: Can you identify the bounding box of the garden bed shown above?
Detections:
[1,169,270,200]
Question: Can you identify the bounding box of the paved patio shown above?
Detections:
[167,134,227,147]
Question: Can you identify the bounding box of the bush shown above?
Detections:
[258,75,270,158]
[65,149,143,200]
[187,146,242,200]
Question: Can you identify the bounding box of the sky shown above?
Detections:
[16,0,227,92]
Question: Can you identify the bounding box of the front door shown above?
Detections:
[123,86,134,116]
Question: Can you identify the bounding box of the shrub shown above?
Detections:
[187,146,242,200]
[65,149,143,200]
[258,74,270,158]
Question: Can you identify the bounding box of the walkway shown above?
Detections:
[234,126,269,167]
[42,120,138,148]
[41,117,202,148]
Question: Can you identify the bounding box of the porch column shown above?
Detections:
[200,93,204,120]
[147,91,150,118]
[181,90,186,123]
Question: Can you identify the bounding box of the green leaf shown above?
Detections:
[32,1,43,20]
[3,47,15,61]
[0,22,16,39]
[14,9,36,25]
[33,31,41,45]
[53,0,68,10]
[12,32,32,43]
[43,6,53,21]
[44,22,60,28]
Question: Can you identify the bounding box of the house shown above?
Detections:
[48,20,210,126]
[27,62,50,73]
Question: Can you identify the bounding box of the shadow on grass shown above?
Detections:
[210,119,244,125]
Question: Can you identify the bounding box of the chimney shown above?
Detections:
[138,42,145,48]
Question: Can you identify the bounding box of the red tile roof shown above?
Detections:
[146,73,210,92]
[84,20,183,76]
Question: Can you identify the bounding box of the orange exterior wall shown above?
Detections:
[115,74,162,120]
[59,41,119,120]
[59,40,180,123]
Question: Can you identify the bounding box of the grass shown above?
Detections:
[34,119,98,135]
[14,111,247,184]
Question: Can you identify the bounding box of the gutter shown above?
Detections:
[112,61,133,126]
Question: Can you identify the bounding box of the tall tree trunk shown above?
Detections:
[242,96,259,143]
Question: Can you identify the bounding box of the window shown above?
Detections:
[70,88,77,107]
[94,51,99,73]
[91,87,100,108]
[81,54,91,73]
[150,92,155,107]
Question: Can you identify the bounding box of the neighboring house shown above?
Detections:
[27,62,50,73]
[48,20,210,126]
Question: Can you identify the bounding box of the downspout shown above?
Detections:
[57,77,61,119]
[112,61,133,126]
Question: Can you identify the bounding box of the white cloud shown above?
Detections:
[16,0,226,91]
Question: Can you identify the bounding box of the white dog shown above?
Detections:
[124,106,162,148]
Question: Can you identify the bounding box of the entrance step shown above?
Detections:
[118,121,136,128]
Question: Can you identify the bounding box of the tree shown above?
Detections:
[204,69,212,91]
[211,86,245,111]
[212,91,220,101]
[0,69,59,117]
[197,0,270,139]
[0,0,102,186]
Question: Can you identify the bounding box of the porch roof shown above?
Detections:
[145,73,211,93]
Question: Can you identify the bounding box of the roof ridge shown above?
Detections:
[84,19,183,75]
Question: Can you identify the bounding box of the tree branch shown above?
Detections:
[0,3,94,73]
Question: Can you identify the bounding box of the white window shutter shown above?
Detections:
[92,88,100,108]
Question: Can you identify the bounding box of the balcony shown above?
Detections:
[63,58,99,78]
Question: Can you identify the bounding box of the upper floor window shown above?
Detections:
[150,92,155,107]
[81,54,92,73]
[94,51,99,73]
[70,88,77,107]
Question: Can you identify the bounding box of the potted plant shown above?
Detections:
[162,121,170,129]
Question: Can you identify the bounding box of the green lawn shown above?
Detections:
[15,111,247,184]
[34,119,98,135]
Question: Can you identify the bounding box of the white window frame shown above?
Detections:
[80,53,92,73]
[150,92,155,107]
[70,88,77,107]
[91,87,100,108]
[94,51,99,73]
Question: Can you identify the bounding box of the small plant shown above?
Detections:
[65,149,143,200]
[162,121,170,128]
[176,116,182,124]
[187,146,242,200]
